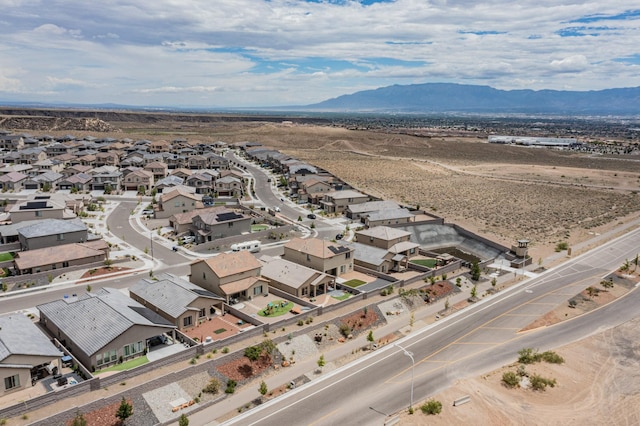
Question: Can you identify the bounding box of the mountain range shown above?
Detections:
[304,83,640,115]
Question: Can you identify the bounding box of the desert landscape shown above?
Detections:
[2,110,639,424]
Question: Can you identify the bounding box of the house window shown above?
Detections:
[63,261,69,267]
[302,287,308,296]
[199,308,206,318]
[57,234,64,241]
[340,265,346,274]
[110,350,117,362]
[174,201,181,207]
[410,248,416,255]
[345,252,351,259]
[228,222,233,227]
[306,254,310,262]
[183,316,193,327]
[253,285,262,296]
[202,272,206,280]
[4,375,20,390]
[35,211,42,217]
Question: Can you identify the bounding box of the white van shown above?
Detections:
[231,240,261,253]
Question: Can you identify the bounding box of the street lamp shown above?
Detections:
[149,231,154,262]
[395,343,415,411]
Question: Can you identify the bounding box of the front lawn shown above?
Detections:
[343,279,367,288]
[411,258,437,268]
[257,300,294,317]
[96,355,149,373]
[0,252,14,262]
[251,224,269,232]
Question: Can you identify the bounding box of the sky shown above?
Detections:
[1,0,639,108]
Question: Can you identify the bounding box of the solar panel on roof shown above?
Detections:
[216,212,242,222]
[328,245,350,254]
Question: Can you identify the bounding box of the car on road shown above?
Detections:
[141,209,154,216]
[307,213,316,219]
[274,206,281,212]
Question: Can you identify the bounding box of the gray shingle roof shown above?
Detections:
[129,273,223,319]
[17,218,86,238]
[37,288,174,357]
[0,314,60,362]
[352,242,389,267]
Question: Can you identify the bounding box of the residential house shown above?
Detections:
[283,237,354,277]
[364,208,415,227]
[57,173,93,192]
[320,189,370,214]
[123,169,154,192]
[0,314,62,396]
[76,154,97,167]
[32,159,65,174]
[166,155,187,170]
[170,168,193,180]
[0,172,28,192]
[156,188,202,219]
[23,171,63,191]
[189,207,251,243]
[51,153,78,167]
[185,173,213,194]
[296,177,333,204]
[0,134,25,151]
[346,200,401,221]
[8,197,76,223]
[353,226,420,272]
[148,140,171,153]
[154,175,184,193]
[14,240,108,274]
[190,251,268,303]
[18,147,47,165]
[214,175,243,198]
[204,153,229,169]
[17,218,88,251]
[89,168,122,192]
[187,155,208,170]
[37,288,175,371]
[143,161,169,181]
[259,255,333,299]
[94,152,120,167]
[129,273,225,331]
[60,165,93,179]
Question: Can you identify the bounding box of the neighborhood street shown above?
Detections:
[221,227,640,426]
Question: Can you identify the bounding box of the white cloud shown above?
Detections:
[0,0,638,106]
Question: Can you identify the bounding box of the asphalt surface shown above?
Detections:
[224,227,640,426]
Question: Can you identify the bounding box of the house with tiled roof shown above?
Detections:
[38,288,175,370]
[123,169,154,192]
[346,200,401,221]
[189,207,251,243]
[353,226,419,272]
[283,237,354,277]
[143,161,169,181]
[8,197,76,223]
[0,314,62,396]
[190,251,268,303]
[14,241,107,274]
[364,208,415,227]
[320,189,370,214]
[129,273,225,331]
[259,255,334,298]
[156,188,202,219]
[0,172,28,192]
[57,173,93,192]
[214,175,243,198]
[185,172,213,194]
[154,175,184,193]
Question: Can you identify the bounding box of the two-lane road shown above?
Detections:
[224,227,640,425]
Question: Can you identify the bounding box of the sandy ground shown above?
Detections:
[398,267,640,425]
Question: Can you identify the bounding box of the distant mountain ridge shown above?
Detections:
[304,83,640,115]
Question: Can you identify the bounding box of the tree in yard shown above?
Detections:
[363,305,368,317]
[470,285,477,298]
[600,278,614,289]
[86,285,92,292]
[428,276,436,285]
[491,277,497,288]
[470,262,481,281]
[178,414,189,426]
[455,277,462,287]
[259,380,268,396]
[317,354,326,370]
[420,399,442,415]
[244,345,262,361]
[441,273,447,280]
[115,397,133,424]
[367,330,374,346]
[71,410,87,426]
[137,185,146,195]
[586,286,598,298]
[444,298,450,310]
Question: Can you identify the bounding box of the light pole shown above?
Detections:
[149,231,154,262]
[396,343,415,411]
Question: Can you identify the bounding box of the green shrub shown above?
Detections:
[420,399,442,415]
[202,378,220,394]
[529,374,556,391]
[540,351,564,364]
[225,379,237,394]
[517,348,538,364]
[555,241,569,252]
[339,323,351,337]
[222,347,229,354]
[502,371,519,388]
[244,345,262,361]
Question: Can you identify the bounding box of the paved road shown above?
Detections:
[224,227,640,426]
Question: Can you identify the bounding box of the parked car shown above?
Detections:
[274,206,281,212]
[335,233,343,240]
[180,235,195,244]
[307,213,316,219]
[141,209,154,216]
